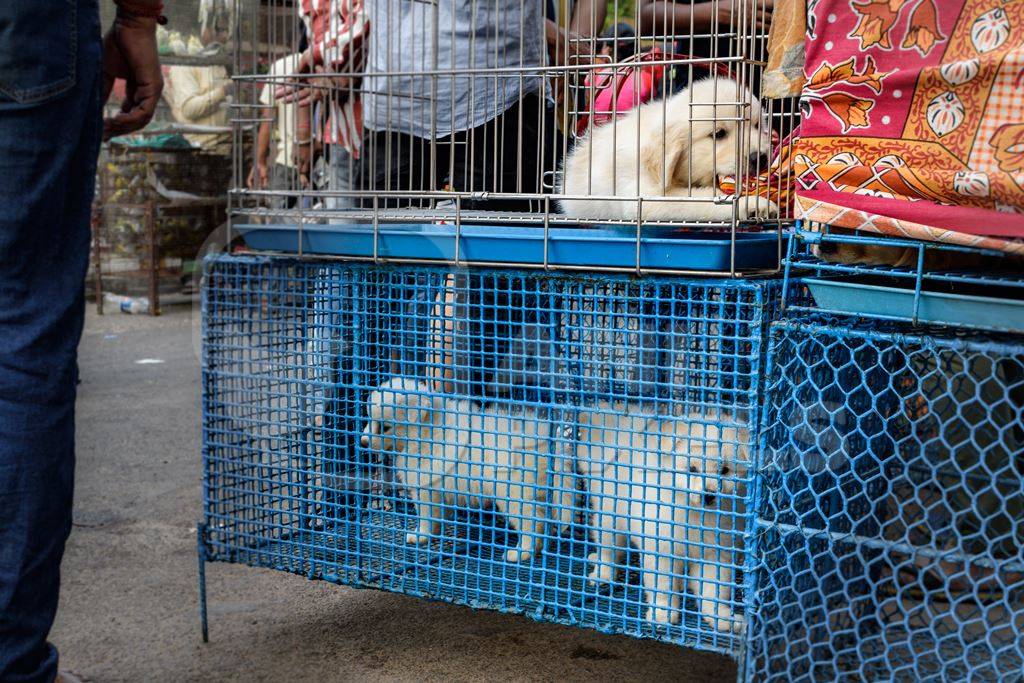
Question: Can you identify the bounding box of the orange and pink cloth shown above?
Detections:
[745,0,1024,253]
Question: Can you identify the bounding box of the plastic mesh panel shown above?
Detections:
[201,255,781,656]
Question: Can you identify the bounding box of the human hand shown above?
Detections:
[102,12,163,140]
[546,20,593,66]
[716,0,774,32]
[293,141,313,188]
[275,49,314,103]
[247,163,269,189]
[545,20,597,105]
[277,64,339,107]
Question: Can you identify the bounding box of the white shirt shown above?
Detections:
[164,65,231,152]
[260,54,302,168]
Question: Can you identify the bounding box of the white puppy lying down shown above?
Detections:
[560,77,776,223]
[576,403,748,633]
[360,377,576,563]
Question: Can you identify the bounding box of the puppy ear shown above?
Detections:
[642,124,691,191]
[667,129,691,188]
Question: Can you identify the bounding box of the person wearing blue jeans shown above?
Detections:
[0,2,162,681]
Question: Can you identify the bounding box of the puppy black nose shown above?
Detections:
[748,152,769,171]
[704,493,717,506]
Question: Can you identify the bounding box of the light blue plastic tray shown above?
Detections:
[234,223,779,271]
[806,276,1024,333]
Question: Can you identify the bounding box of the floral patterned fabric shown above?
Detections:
[793,0,1024,247]
[763,0,809,98]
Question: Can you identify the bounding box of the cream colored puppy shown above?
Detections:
[577,404,748,633]
[560,77,776,223]
[360,377,576,562]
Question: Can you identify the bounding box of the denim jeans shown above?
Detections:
[0,2,103,681]
[325,144,354,212]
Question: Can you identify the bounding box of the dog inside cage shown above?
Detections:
[359,376,578,565]
[574,400,749,632]
[239,0,796,231]
[203,259,765,647]
[358,380,749,632]
[348,271,755,635]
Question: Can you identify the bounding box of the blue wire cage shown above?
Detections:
[199,253,782,657]
[751,316,1024,682]
[781,224,1024,334]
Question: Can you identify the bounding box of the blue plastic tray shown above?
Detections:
[806,276,1024,333]
[235,223,779,271]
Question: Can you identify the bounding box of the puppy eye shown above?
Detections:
[689,466,698,473]
[721,465,731,475]
[380,424,392,434]
[713,128,728,140]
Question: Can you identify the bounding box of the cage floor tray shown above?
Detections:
[806,276,1024,332]
[235,223,779,271]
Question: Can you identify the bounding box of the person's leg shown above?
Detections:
[269,163,299,210]
[0,2,103,681]
[355,130,435,210]
[325,144,355,212]
[352,130,459,388]
[451,95,546,214]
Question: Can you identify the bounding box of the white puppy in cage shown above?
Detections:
[559,78,776,223]
[577,405,747,633]
[360,377,576,562]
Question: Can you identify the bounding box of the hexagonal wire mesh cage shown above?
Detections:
[753,316,1024,682]
[226,0,798,275]
[200,254,782,656]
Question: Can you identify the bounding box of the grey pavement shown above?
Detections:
[50,304,736,682]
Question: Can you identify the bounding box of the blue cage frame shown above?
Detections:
[198,246,1024,681]
[198,253,783,664]
[780,224,1024,334]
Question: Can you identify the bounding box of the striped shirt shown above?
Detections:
[298,0,368,156]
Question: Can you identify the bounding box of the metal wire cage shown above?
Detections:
[91,144,230,314]
[228,0,797,273]
[752,316,1024,682]
[199,254,782,656]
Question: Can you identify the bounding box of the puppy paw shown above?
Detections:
[503,548,534,563]
[703,609,741,634]
[645,605,675,625]
[405,531,432,546]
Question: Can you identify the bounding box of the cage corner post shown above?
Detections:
[735,637,751,683]
[196,522,210,643]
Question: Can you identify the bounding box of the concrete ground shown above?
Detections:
[50,304,737,682]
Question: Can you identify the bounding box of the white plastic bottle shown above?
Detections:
[103,292,150,315]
